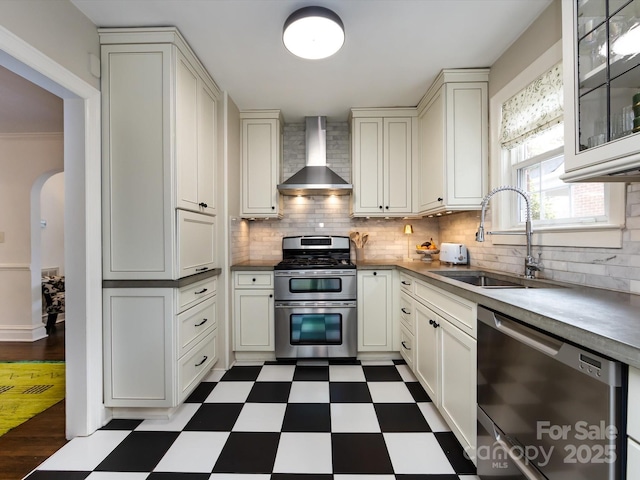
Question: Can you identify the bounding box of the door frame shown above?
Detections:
[0,26,104,438]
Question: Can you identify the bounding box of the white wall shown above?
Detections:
[0,133,63,339]
[41,172,65,275]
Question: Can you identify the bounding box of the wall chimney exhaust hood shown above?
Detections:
[277,116,352,196]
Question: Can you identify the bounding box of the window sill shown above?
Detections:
[489,223,624,249]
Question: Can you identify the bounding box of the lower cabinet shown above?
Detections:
[357,269,393,351]
[104,276,218,409]
[233,271,274,351]
[404,273,477,459]
[628,366,640,478]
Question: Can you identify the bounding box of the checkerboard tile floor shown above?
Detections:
[25,360,479,480]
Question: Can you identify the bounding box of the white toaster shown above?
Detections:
[439,243,468,265]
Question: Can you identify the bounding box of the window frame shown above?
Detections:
[489,40,625,249]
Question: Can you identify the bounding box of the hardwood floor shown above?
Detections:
[0,323,67,480]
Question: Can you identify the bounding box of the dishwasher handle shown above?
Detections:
[490,310,562,357]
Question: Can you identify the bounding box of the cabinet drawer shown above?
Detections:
[415,279,476,336]
[234,272,273,288]
[399,292,414,333]
[177,209,216,278]
[177,296,216,358]
[629,367,640,441]
[400,273,415,295]
[177,277,217,313]
[399,324,415,371]
[179,329,217,401]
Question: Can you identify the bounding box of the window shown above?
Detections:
[489,41,625,248]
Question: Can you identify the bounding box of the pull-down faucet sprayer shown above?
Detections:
[476,185,542,279]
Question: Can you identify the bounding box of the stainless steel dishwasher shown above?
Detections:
[477,305,626,480]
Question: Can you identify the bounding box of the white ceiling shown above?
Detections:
[71,0,554,123]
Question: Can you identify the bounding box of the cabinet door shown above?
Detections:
[177,209,216,278]
[415,302,440,402]
[357,270,393,351]
[352,117,384,214]
[440,318,477,453]
[197,80,216,215]
[104,288,174,407]
[234,289,275,351]
[241,118,281,217]
[629,437,640,480]
[384,117,412,213]
[417,88,445,212]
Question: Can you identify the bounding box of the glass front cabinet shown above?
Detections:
[562,0,640,181]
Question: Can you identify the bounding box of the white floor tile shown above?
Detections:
[418,402,451,432]
[329,365,366,382]
[288,381,330,403]
[232,403,287,432]
[458,476,481,480]
[209,475,271,480]
[36,430,130,471]
[136,403,200,431]
[273,432,332,473]
[256,364,296,382]
[233,361,265,366]
[330,403,380,432]
[396,363,417,382]
[154,431,229,473]
[203,368,226,382]
[204,381,254,403]
[86,473,148,479]
[334,476,395,480]
[384,432,455,474]
[368,382,415,403]
[360,360,395,366]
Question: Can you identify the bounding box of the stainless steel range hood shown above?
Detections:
[277,116,352,196]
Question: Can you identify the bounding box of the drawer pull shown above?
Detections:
[195,318,208,327]
[401,281,411,286]
[194,288,208,295]
[195,356,208,367]
[401,308,410,315]
[401,341,411,351]
[196,267,209,272]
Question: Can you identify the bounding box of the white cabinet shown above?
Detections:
[351,109,415,216]
[399,291,415,369]
[561,0,640,182]
[240,111,283,218]
[628,366,640,478]
[233,271,275,351]
[629,437,640,480]
[357,269,393,351]
[177,210,216,278]
[415,69,489,215]
[403,272,477,457]
[100,28,221,280]
[103,276,218,409]
[176,51,217,215]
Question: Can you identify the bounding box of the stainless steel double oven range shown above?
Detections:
[274,236,357,360]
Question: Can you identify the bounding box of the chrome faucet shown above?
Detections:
[476,185,542,279]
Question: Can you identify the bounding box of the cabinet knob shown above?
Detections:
[199,202,208,208]
[252,278,256,282]
[437,197,443,202]
[385,206,389,210]
[271,206,275,210]
[429,319,434,325]
[373,271,377,276]
[433,321,440,329]
[269,294,273,298]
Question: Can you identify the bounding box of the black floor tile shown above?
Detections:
[265,359,297,365]
[213,432,280,473]
[329,382,372,403]
[282,403,331,432]
[328,358,361,365]
[434,431,477,475]
[220,365,262,381]
[184,381,216,403]
[24,472,91,480]
[393,359,407,365]
[183,404,243,431]
[147,474,211,479]
[362,365,403,381]
[293,365,330,381]
[246,381,292,402]
[331,433,394,474]
[406,381,432,402]
[272,475,333,480]
[374,403,431,432]
[99,418,143,430]
[395,475,459,480]
[95,431,179,472]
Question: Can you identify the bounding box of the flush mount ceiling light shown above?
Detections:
[283,6,345,60]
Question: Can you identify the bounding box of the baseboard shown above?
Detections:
[0,324,47,342]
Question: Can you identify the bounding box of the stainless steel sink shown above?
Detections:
[433,270,557,289]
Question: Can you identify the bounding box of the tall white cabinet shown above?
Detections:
[351,109,415,217]
[415,69,489,215]
[100,27,221,413]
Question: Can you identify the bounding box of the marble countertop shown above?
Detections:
[231,259,640,368]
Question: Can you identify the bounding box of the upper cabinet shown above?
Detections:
[351,109,416,217]
[100,27,221,280]
[562,0,640,181]
[415,69,489,216]
[240,110,283,218]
